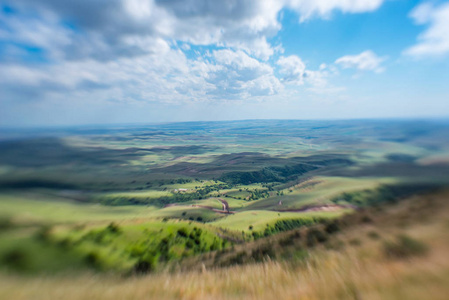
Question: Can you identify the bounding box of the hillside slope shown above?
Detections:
[2,190,449,299]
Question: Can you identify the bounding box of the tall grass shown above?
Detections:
[1,191,449,300]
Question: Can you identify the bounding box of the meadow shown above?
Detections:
[1,119,449,298]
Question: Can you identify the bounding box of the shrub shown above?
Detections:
[383,235,428,259]
[325,221,340,234]
[34,225,52,242]
[279,236,295,247]
[85,251,101,268]
[177,228,188,238]
[306,229,328,247]
[250,244,275,262]
[2,248,28,271]
[227,251,247,265]
[349,238,362,246]
[0,217,12,231]
[361,215,373,223]
[106,222,121,234]
[133,260,153,274]
[367,231,380,240]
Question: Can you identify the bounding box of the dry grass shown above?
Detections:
[1,192,449,300]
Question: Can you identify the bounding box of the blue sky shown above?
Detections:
[0,0,448,127]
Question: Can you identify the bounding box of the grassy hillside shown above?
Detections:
[1,190,448,299]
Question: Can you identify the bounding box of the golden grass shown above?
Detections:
[2,192,449,300]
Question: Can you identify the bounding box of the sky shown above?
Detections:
[0,0,449,127]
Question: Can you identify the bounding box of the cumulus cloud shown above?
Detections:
[286,0,385,22]
[0,47,282,104]
[205,49,281,99]
[404,2,449,57]
[277,55,306,84]
[335,50,386,73]
[1,0,388,62]
[0,0,388,107]
[276,55,330,90]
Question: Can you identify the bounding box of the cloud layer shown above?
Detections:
[1,0,390,106]
[6,0,449,126]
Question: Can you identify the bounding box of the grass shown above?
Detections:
[0,193,159,224]
[242,176,396,210]
[1,190,449,299]
[0,218,229,274]
[211,210,345,232]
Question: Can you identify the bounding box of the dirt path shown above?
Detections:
[217,198,230,213]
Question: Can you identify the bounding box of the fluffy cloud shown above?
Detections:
[1,0,388,62]
[335,50,386,73]
[404,2,449,57]
[286,0,385,22]
[277,55,330,90]
[0,0,388,107]
[193,49,282,99]
[0,47,281,104]
[277,55,306,84]
[2,0,282,61]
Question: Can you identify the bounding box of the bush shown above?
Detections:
[306,229,328,247]
[367,231,380,240]
[228,251,247,265]
[349,238,362,246]
[325,221,340,234]
[34,225,52,242]
[383,235,428,259]
[250,243,275,262]
[177,228,188,238]
[85,251,101,268]
[133,260,153,274]
[106,222,121,234]
[0,217,12,231]
[2,248,28,271]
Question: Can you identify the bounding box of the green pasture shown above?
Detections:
[0,193,159,224]
[211,210,346,232]
[243,176,396,210]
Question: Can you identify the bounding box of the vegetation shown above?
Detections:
[0,120,449,298]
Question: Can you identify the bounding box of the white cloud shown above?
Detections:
[277,55,306,84]
[335,50,386,73]
[404,2,449,57]
[286,0,385,22]
[206,49,282,99]
[2,0,388,63]
[0,48,282,104]
[277,55,331,88]
[0,0,387,108]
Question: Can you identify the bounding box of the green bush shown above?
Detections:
[250,243,275,262]
[349,238,362,246]
[84,251,101,268]
[367,231,380,240]
[106,222,121,234]
[177,228,188,238]
[325,221,340,234]
[306,228,328,247]
[2,248,28,271]
[133,260,154,274]
[383,235,428,259]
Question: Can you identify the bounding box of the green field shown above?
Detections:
[1,119,449,275]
